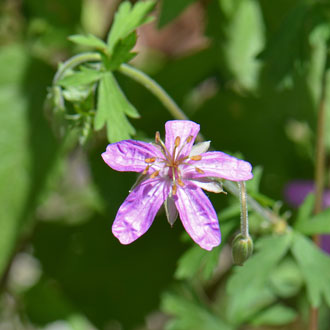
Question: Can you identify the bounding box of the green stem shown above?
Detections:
[53,52,101,84]
[238,181,249,238]
[309,42,329,330]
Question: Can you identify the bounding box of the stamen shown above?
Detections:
[177,178,184,187]
[155,131,171,161]
[150,170,159,179]
[186,135,193,143]
[155,131,160,143]
[145,157,156,163]
[142,165,150,175]
[175,136,181,147]
[190,155,202,161]
[195,167,204,174]
[172,184,177,195]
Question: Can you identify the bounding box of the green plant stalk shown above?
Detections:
[238,181,249,238]
[53,52,281,224]
[309,49,329,330]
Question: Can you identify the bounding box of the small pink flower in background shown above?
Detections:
[285,180,330,254]
[102,120,253,250]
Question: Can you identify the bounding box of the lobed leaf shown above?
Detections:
[108,32,138,70]
[291,232,330,307]
[94,72,139,142]
[162,292,232,330]
[57,68,103,87]
[107,0,155,53]
[68,34,107,50]
[226,232,292,324]
[251,304,297,326]
[295,208,330,235]
[175,220,236,281]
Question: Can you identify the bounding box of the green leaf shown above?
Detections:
[158,0,196,28]
[175,220,236,281]
[109,32,138,70]
[68,34,107,50]
[218,0,265,89]
[226,233,292,324]
[162,292,232,330]
[269,257,303,298]
[0,45,58,277]
[295,193,315,224]
[251,304,297,326]
[107,0,155,53]
[291,232,330,307]
[258,3,310,85]
[94,72,139,142]
[57,68,103,87]
[295,208,330,235]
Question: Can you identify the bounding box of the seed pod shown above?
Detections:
[232,234,253,266]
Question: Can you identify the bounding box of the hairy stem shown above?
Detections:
[238,181,249,237]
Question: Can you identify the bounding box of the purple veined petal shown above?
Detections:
[102,140,164,173]
[174,183,221,251]
[183,151,253,181]
[165,120,200,158]
[112,178,170,245]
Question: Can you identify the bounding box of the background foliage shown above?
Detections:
[0,0,330,329]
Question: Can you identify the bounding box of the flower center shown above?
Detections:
[143,132,203,195]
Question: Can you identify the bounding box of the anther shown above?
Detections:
[195,167,204,174]
[190,155,202,161]
[172,184,177,195]
[145,157,156,163]
[175,136,181,148]
[142,165,150,175]
[177,178,184,187]
[155,131,160,143]
[150,170,159,179]
[186,135,193,143]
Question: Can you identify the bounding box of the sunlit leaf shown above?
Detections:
[57,68,103,87]
[69,34,107,50]
[94,72,139,142]
[107,1,155,53]
[109,32,138,70]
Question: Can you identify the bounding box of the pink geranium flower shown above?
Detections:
[102,120,253,250]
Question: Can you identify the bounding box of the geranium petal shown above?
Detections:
[189,178,224,193]
[183,151,253,181]
[174,184,221,250]
[189,141,211,157]
[112,179,170,244]
[165,120,200,157]
[102,140,163,172]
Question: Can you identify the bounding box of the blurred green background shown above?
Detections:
[0,0,329,329]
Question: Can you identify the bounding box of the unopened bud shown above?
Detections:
[232,234,253,266]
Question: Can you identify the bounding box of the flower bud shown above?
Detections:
[232,234,253,266]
